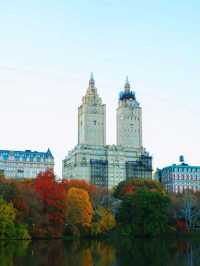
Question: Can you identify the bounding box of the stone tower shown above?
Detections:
[117,77,142,149]
[63,75,152,188]
[78,73,106,146]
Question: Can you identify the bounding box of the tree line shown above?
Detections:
[0,170,200,239]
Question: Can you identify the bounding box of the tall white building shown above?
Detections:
[63,74,152,188]
[78,73,106,146]
[117,77,142,149]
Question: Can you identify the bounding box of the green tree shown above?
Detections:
[0,182,17,202]
[0,170,4,180]
[0,197,30,239]
[118,189,170,237]
[114,179,165,199]
[0,197,16,239]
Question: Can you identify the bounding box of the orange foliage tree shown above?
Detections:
[62,179,96,196]
[66,187,93,227]
[61,179,109,209]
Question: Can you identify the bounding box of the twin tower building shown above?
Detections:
[62,74,152,188]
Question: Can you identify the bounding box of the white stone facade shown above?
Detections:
[0,149,54,179]
[63,74,152,188]
[117,77,142,149]
[78,73,106,146]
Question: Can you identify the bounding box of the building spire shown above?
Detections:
[124,75,130,91]
[89,72,95,88]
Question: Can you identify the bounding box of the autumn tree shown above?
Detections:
[14,184,45,236]
[34,170,67,237]
[62,179,98,205]
[91,207,116,236]
[0,198,16,239]
[66,188,93,227]
[170,191,200,231]
[62,179,111,210]
[114,179,165,199]
[0,197,30,239]
[62,179,96,193]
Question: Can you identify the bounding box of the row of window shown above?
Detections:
[165,167,200,173]
[164,174,200,182]
[2,166,47,172]
[0,163,52,168]
[176,168,200,173]
[2,167,50,177]
[166,184,200,193]
[0,157,53,163]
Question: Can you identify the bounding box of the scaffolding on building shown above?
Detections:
[90,159,108,187]
[126,155,152,180]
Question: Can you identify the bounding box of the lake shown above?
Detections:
[0,238,200,266]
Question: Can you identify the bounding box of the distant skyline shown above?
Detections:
[0,1,200,176]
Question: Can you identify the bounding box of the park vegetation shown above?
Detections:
[0,170,200,239]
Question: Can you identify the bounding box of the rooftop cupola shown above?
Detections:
[119,76,136,101]
[117,77,142,149]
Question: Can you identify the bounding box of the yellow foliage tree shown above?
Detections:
[100,208,116,232]
[66,188,93,227]
[91,207,116,236]
[0,198,16,222]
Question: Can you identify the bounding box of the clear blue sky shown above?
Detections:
[0,0,200,176]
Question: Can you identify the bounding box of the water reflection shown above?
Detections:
[0,238,200,266]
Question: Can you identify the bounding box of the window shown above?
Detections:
[93,120,97,125]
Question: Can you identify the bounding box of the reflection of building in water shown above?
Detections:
[155,156,200,193]
[63,74,152,188]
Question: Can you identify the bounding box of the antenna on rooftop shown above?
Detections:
[179,155,185,164]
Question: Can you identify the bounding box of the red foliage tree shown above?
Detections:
[176,219,188,233]
[13,181,34,217]
[123,184,135,195]
[34,170,67,236]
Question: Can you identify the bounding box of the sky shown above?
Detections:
[0,0,200,177]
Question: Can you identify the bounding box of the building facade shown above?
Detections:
[117,77,142,149]
[78,73,106,146]
[0,149,54,179]
[63,74,152,188]
[157,156,200,193]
